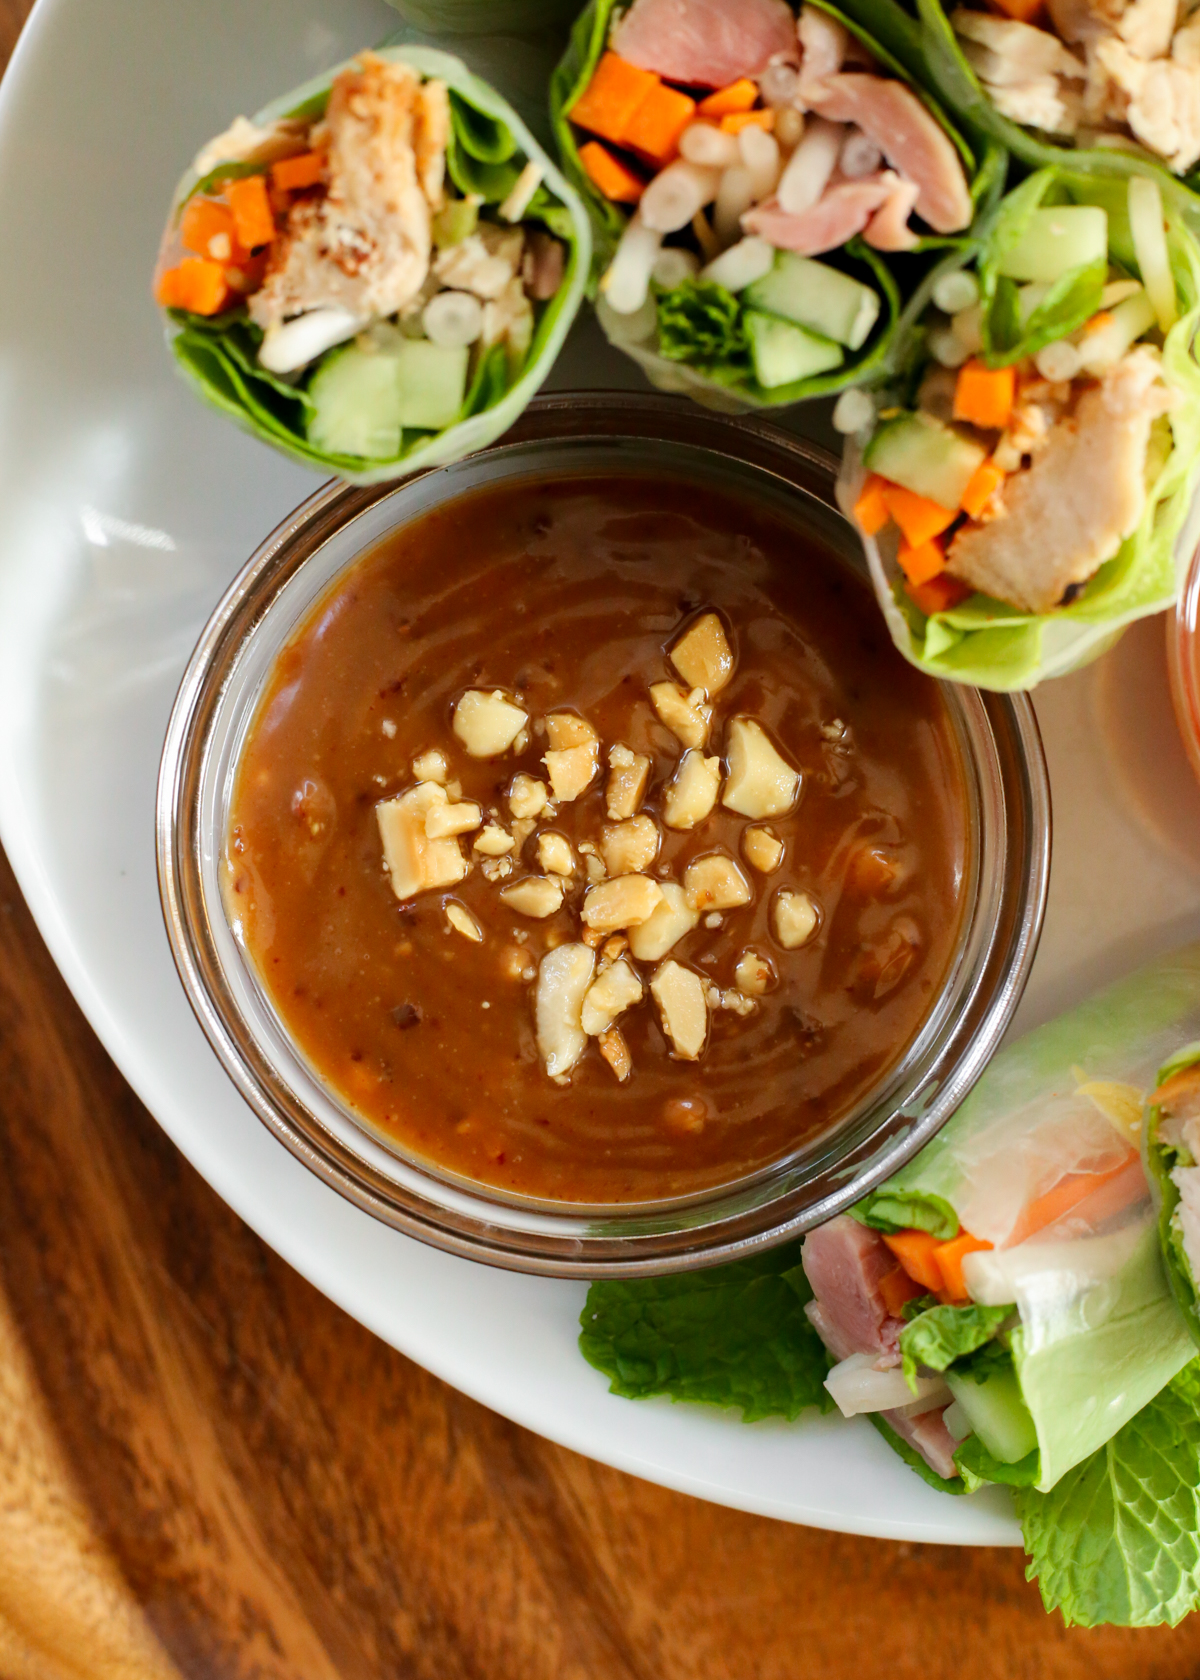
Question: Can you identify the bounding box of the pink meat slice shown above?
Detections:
[800,1215,904,1359]
[804,74,972,233]
[882,1405,960,1480]
[742,178,892,254]
[862,171,921,250]
[612,0,797,88]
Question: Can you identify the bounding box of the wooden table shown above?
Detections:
[1,5,1199,1675]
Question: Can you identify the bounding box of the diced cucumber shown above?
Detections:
[307,345,404,460]
[946,1366,1039,1465]
[393,339,470,430]
[745,311,843,388]
[997,205,1108,284]
[1077,288,1155,375]
[863,411,985,511]
[745,253,881,351]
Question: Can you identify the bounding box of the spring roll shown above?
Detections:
[840,164,1200,691]
[550,0,1004,407]
[1145,1042,1200,1347]
[154,46,589,483]
[804,943,1200,1492]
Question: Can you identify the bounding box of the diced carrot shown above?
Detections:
[953,358,1016,431]
[224,251,269,294]
[569,51,660,147]
[881,483,958,548]
[1009,1154,1139,1246]
[271,149,327,192]
[223,174,276,250]
[697,78,759,118]
[897,534,947,588]
[960,457,1006,520]
[578,140,646,203]
[883,1229,945,1293]
[932,1233,993,1303]
[853,473,890,536]
[155,257,230,316]
[989,0,1045,22]
[180,196,242,262]
[625,81,696,166]
[880,1265,924,1317]
[720,108,775,135]
[907,574,971,616]
[1082,309,1114,336]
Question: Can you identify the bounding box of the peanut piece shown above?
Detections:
[735,949,775,996]
[606,743,651,820]
[650,961,708,1060]
[670,611,734,695]
[597,1027,633,1083]
[544,741,599,803]
[452,689,528,758]
[581,957,643,1036]
[535,944,595,1078]
[412,748,449,784]
[474,824,514,855]
[662,750,721,830]
[377,783,467,900]
[773,889,819,949]
[601,814,659,876]
[508,774,549,820]
[742,826,784,874]
[628,881,700,962]
[722,718,800,819]
[499,876,565,919]
[650,681,712,750]
[425,800,483,839]
[537,832,575,876]
[582,874,663,932]
[445,902,483,942]
[684,852,752,912]
[545,711,598,751]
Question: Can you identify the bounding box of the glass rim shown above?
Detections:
[157,392,1051,1277]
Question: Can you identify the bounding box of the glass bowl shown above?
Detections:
[157,393,1050,1277]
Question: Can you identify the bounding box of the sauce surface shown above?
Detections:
[226,472,968,1203]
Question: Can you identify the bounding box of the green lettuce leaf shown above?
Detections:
[954,1435,1040,1492]
[656,280,750,371]
[579,1244,833,1422]
[852,1186,958,1239]
[899,1302,1011,1388]
[1015,1362,1200,1628]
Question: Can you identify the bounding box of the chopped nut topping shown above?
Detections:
[412,748,448,783]
[535,943,595,1078]
[511,816,536,853]
[452,689,528,758]
[584,852,607,885]
[650,961,708,1060]
[735,949,775,996]
[546,711,598,751]
[628,880,699,962]
[662,750,721,830]
[445,902,483,942]
[600,934,628,965]
[499,875,565,919]
[425,799,482,839]
[538,831,575,876]
[601,814,659,876]
[773,889,819,950]
[581,956,643,1036]
[474,823,514,855]
[742,826,784,874]
[683,852,752,912]
[670,612,734,696]
[606,743,652,820]
[377,783,468,900]
[508,774,550,820]
[821,719,848,743]
[598,1027,632,1082]
[545,741,600,803]
[582,926,607,949]
[481,855,513,883]
[722,718,800,819]
[650,681,712,750]
[582,874,663,932]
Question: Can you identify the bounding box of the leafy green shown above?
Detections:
[867,1414,967,1494]
[955,1335,1016,1385]
[1016,1362,1200,1627]
[899,1302,1011,1389]
[655,280,750,372]
[954,1435,1040,1492]
[852,1187,958,1240]
[900,1292,939,1321]
[579,1244,833,1422]
[1146,1047,1200,1350]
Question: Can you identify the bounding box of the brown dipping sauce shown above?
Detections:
[226,472,968,1204]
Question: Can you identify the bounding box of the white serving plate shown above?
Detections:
[3,0,1200,1546]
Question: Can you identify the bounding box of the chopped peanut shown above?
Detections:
[627,880,699,962]
[601,814,659,876]
[377,783,468,900]
[598,1027,633,1082]
[662,750,721,830]
[773,889,819,949]
[683,852,752,912]
[546,711,598,751]
[669,612,734,695]
[445,902,483,942]
[722,718,800,818]
[650,961,708,1060]
[650,681,712,749]
[606,743,652,819]
[453,689,528,757]
[742,826,783,873]
[538,832,575,876]
[581,957,643,1035]
[412,748,449,784]
[425,800,483,839]
[499,876,565,919]
[545,741,600,802]
[474,824,514,856]
[535,943,595,1078]
[509,774,550,819]
[735,949,775,996]
[582,874,663,932]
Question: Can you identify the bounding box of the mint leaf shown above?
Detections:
[955,1433,1040,1492]
[851,1189,958,1240]
[655,279,749,372]
[579,1243,832,1422]
[899,1302,1011,1389]
[1016,1361,1200,1627]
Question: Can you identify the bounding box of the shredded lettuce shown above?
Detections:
[899,1302,1011,1388]
[656,280,751,373]
[852,1186,959,1239]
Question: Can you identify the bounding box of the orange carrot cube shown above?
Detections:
[960,457,1006,520]
[569,51,660,146]
[907,574,971,616]
[897,535,947,588]
[626,81,697,165]
[271,149,327,192]
[180,196,242,262]
[578,140,646,203]
[882,1229,945,1293]
[932,1232,993,1303]
[881,483,958,548]
[880,1265,924,1317]
[853,473,891,536]
[155,257,230,316]
[720,108,775,134]
[223,174,276,250]
[953,359,1015,431]
[697,78,759,118]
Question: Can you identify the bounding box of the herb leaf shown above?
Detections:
[851,1188,958,1240]
[655,279,749,371]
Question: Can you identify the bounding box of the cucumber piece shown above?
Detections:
[1077,288,1155,375]
[863,412,985,510]
[745,311,843,388]
[997,206,1108,284]
[307,345,404,460]
[745,253,881,350]
[946,1366,1038,1465]
[393,339,470,430]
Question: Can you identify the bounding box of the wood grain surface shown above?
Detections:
[2,3,1200,1674]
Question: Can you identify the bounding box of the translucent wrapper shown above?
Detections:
[549,0,1005,410]
[839,167,1200,691]
[858,944,1200,1489]
[157,45,590,485]
[1145,1043,1200,1348]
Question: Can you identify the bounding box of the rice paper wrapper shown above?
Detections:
[860,945,1200,1488]
[159,45,590,485]
[1145,1042,1200,1351]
